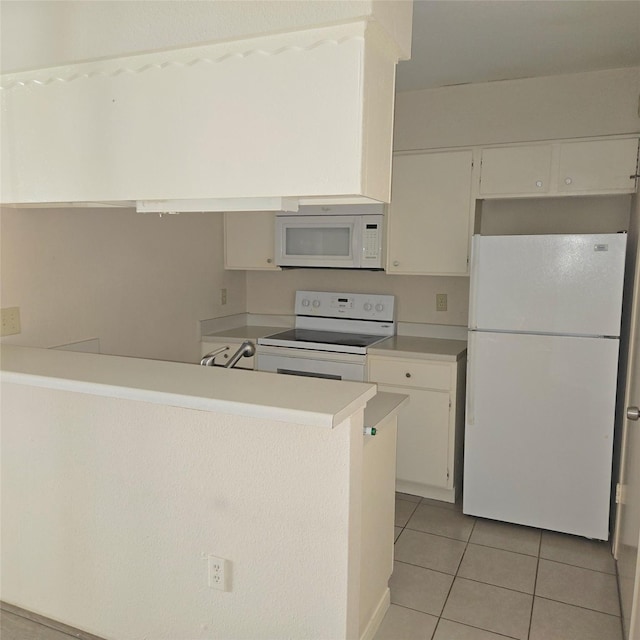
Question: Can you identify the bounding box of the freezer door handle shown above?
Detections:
[466,331,476,425]
[627,406,640,421]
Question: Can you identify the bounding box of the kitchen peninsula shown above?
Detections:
[201,319,467,503]
[0,344,406,640]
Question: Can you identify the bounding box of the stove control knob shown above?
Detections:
[364,303,373,311]
[301,299,310,307]
[312,300,321,308]
[375,303,384,312]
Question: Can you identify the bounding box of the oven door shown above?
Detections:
[256,346,366,382]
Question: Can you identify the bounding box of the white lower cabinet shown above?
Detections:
[368,354,466,502]
[200,341,255,370]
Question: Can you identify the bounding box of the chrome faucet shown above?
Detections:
[200,340,256,369]
[200,346,229,366]
[225,340,256,368]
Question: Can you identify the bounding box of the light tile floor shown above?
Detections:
[374,493,624,640]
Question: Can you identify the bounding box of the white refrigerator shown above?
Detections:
[463,233,627,540]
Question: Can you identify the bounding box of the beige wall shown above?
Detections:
[0,207,245,362]
[1,381,363,639]
[394,67,640,151]
[246,269,470,327]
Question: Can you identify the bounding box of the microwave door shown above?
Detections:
[277,216,359,268]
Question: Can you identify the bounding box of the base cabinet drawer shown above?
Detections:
[368,358,451,390]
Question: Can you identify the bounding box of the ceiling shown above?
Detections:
[395,0,640,92]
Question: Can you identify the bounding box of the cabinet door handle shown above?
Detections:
[405,372,412,378]
[267,258,273,263]
[535,180,543,188]
[393,260,400,267]
[564,177,572,185]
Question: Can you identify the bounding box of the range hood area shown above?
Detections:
[0,4,412,212]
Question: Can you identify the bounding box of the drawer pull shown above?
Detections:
[405,372,412,378]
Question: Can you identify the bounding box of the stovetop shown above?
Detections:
[259,328,389,349]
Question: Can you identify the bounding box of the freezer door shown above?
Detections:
[469,234,627,336]
[464,330,620,540]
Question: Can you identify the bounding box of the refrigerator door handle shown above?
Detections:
[466,331,476,425]
[468,235,480,329]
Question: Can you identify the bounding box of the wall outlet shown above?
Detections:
[436,293,448,312]
[221,288,227,305]
[207,555,229,591]
[1,307,21,336]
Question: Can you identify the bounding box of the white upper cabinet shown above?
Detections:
[479,145,553,196]
[386,150,474,276]
[1,11,411,209]
[224,212,280,271]
[479,137,638,198]
[557,138,639,194]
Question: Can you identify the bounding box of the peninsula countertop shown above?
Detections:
[1,345,375,429]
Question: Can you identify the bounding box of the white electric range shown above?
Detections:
[256,291,395,382]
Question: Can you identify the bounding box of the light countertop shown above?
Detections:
[1,345,375,429]
[364,391,409,429]
[203,327,467,361]
[368,336,467,361]
[202,326,287,342]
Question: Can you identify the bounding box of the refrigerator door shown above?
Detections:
[464,330,620,540]
[469,233,627,337]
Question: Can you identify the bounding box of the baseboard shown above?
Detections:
[359,587,390,640]
[0,601,105,640]
[396,480,456,503]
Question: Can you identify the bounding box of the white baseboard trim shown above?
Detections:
[360,587,390,640]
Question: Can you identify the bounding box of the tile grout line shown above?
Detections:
[526,529,543,640]
[614,554,627,639]
[430,508,477,639]
[534,595,624,619]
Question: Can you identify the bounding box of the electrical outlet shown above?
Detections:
[436,293,448,312]
[221,288,227,305]
[1,307,21,336]
[207,555,229,591]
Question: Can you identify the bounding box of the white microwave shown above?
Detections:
[275,208,385,269]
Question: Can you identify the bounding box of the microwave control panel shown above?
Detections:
[363,218,383,261]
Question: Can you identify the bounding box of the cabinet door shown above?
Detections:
[557,138,639,194]
[378,383,451,490]
[387,150,473,275]
[224,212,280,270]
[200,341,255,369]
[479,144,552,196]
